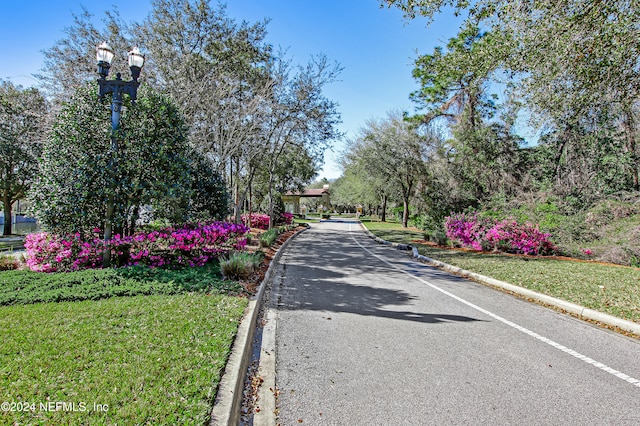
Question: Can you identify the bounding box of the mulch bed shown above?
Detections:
[240,226,306,294]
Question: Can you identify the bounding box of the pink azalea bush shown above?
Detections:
[445,212,556,256]
[444,212,494,251]
[242,212,293,230]
[281,212,294,225]
[242,213,270,230]
[25,221,249,273]
[25,232,104,273]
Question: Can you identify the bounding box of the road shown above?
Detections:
[257,221,640,425]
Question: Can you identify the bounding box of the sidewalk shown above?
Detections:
[0,235,26,258]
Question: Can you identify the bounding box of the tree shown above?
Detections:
[344,111,436,227]
[259,53,343,227]
[37,7,134,106]
[182,150,229,222]
[385,0,640,194]
[410,23,501,131]
[28,85,191,236]
[136,0,274,221]
[334,163,394,218]
[0,81,48,235]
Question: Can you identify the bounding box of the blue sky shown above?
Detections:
[0,0,463,180]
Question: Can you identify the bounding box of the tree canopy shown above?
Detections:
[29,0,342,231]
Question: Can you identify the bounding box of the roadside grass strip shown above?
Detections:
[0,294,248,425]
[364,221,640,324]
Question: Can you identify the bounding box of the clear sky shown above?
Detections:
[0,0,463,180]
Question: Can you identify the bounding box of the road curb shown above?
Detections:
[360,222,640,336]
[210,226,308,426]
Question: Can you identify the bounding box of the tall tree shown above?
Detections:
[136,0,274,220]
[260,53,343,227]
[37,7,134,106]
[385,0,640,194]
[345,111,436,227]
[0,81,48,235]
[410,23,501,130]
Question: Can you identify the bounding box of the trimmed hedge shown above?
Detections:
[0,265,241,306]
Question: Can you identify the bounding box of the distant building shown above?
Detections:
[282,185,331,215]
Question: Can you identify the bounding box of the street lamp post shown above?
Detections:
[96,42,145,266]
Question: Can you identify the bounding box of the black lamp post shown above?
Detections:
[96,42,145,266]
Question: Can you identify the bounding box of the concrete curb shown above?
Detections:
[210,226,308,425]
[360,222,640,336]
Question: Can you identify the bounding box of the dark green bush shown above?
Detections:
[0,264,241,306]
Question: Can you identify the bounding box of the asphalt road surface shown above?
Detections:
[263,221,640,425]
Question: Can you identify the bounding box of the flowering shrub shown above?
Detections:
[25,221,249,272]
[484,219,556,255]
[281,212,294,225]
[445,212,556,256]
[25,232,104,273]
[241,212,293,230]
[242,213,270,230]
[445,212,492,251]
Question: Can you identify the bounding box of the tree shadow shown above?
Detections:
[278,276,481,325]
[278,229,483,325]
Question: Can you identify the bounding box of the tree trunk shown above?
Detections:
[380,194,387,222]
[234,157,242,223]
[247,180,253,228]
[3,196,12,236]
[268,173,275,229]
[402,197,409,228]
[622,107,639,191]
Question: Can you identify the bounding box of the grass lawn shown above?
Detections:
[0,266,249,425]
[363,221,640,324]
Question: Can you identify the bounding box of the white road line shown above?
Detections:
[352,235,640,389]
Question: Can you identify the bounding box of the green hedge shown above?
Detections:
[0,264,241,306]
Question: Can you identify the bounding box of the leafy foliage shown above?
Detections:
[342,111,440,227]
[27,85,192,236]
[219,251,263,280]
[259,228,280,247]
[0,81,48,235]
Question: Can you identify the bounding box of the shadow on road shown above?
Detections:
[279,276,482,325]
[278,228,483,325]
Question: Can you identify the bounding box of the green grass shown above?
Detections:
[0,294,248,425]
[0,264,242,306]
[364,221,640,323]
[361,219,424,244]
[0,262,250,423]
